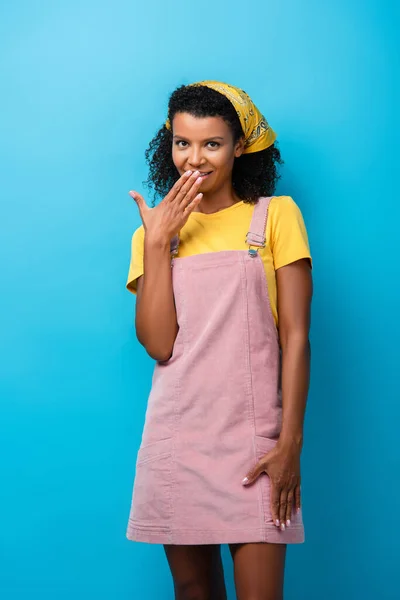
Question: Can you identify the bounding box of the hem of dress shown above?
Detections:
[126,523,305,545]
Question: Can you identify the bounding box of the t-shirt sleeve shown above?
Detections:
[268,196,312,270]
[126,225,145,294]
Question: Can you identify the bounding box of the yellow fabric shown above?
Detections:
[165,80,277,154]
[126,196,312,327]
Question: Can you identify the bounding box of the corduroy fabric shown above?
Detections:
[126,197,305,545]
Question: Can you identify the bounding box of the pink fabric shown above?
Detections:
[126,196,305,545]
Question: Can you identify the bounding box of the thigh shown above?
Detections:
[229,542,287,600]
[164,544,227,600]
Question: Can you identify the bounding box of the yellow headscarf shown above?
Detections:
[165,80,277,154]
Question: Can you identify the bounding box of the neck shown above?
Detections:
[193,181,241,215]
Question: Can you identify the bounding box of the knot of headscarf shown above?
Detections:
[165,80,277,154]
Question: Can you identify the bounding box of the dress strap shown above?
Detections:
[170,234,179,257]
[245,196,274,248]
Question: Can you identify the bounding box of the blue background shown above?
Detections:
[0,1,398,598]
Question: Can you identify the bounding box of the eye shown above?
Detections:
[174,140,221,149]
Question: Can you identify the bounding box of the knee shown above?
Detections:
[175,579,211,600]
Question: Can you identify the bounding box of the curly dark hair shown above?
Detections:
[143,84,284,207]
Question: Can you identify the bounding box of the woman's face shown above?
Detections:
[171,112,245,192]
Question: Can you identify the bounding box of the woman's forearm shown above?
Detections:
[279,336,311,449]
[135,234,178,361]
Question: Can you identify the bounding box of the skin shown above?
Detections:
[129,169,203,361]
[171,112,245,213]
[129,112,312,599]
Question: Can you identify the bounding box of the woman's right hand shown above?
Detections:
[128,170,204,244]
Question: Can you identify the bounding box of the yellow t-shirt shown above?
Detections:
[126,196,311,327]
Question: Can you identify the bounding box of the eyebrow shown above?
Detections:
[173,135,225,141]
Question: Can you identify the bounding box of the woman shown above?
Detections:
[126,81,312,600]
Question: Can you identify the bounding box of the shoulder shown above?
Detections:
[132,224,144,238]
[268,195,302,219]
[131,224,145,245]
[128,224,145,259]
[266,195,311,267]
[267,195,307,233]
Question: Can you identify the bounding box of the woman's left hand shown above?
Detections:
[242,439,301,530]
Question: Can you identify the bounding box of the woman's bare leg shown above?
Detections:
[164,544,227,600]
[229,542,287,600]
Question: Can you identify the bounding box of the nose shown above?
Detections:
[187,148,205,169]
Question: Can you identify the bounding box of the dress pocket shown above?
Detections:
[130,438,173,527]
[254,435,278,525]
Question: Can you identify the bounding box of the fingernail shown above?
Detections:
[129,191,135,197]
[280,523,286,531]
[286,519,291,527]
[193,170,200,176]
[275,519,280,527]
[241,477,249,485]
[185,170,192,176]
[296,507,301,514]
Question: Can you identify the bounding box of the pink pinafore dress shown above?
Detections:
[126,196,304,544]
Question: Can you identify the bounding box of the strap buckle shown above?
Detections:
[245,232,266,248]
